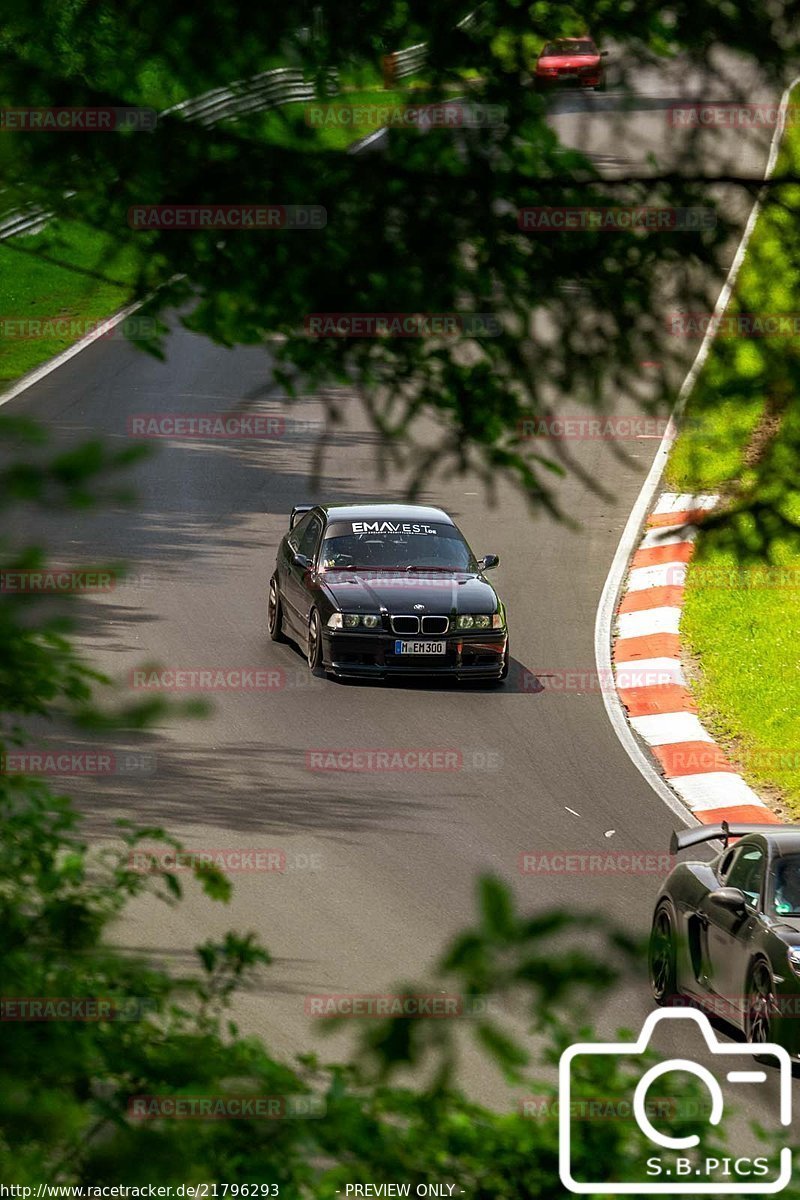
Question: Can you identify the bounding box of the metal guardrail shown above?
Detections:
[0,69,339,239]
[162,66,339,127]
[0,13,476,240]
[390,12,477,81]
[392,43,428,82]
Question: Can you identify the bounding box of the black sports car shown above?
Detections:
[267,503,508,682]
[649,822,800,1052]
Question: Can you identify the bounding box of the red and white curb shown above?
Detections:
[613,491,779,828]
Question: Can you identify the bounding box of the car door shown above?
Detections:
[703,840,767,1018]
[282,511,324,637]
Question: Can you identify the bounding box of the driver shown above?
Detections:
[773,859,800,915]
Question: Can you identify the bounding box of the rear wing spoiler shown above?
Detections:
[290,505,315,530]
[671,821,797,854]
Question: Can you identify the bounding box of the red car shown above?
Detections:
[534,37,607,90]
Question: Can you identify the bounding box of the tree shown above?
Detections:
[0,425,794,1191]
[1,0,798,517]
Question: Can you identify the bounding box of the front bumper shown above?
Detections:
[322,629,508,679]
[536,71,602,88]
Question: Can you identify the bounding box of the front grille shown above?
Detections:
[421,615,449,635]
[391,615,420,635]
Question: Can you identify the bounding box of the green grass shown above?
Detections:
[666,84,800,814]
[0,221,143,384]
[248,85,453,151]
[0,79,411,385]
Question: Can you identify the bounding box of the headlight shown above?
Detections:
[457,614,500,630]
[332,613,381,629]
[788,948,800,977]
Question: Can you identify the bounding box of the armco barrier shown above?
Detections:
[0,13,477,241]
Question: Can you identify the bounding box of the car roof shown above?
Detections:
[735,831,800,855]
[319,503,454,525]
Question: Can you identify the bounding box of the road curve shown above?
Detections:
[4,52,792,1120]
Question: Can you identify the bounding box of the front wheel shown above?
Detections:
[307,608,325,677]
[649,903,678,1005]
[268,577,286,643]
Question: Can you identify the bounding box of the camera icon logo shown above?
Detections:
[559,1008,792,1194]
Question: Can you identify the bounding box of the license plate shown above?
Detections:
[394,640,446,656]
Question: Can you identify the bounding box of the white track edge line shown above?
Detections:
[0,297,149,410]
[0,117,386,411]
[594,73,800,831]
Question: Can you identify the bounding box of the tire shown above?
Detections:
[745,960,775,1046]
[649,903,678,1005]
[268,577,286,643]
[306,608,325,677]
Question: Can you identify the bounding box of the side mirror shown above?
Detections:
[708,886,748,912]
[293,552,313,570]
[479,554,499,571]
[600,49,609,56]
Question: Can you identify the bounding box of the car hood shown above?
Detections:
[319,571,499,614]
[538,54,600,67]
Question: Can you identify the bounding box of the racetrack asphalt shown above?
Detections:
[4,48,796,1136]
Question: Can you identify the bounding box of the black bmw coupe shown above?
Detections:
[267,503,509,682]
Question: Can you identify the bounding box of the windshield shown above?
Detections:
[541,40,597,56]
[320,521,476,571]
[772,854,800,916]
